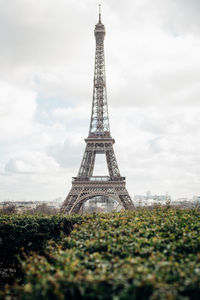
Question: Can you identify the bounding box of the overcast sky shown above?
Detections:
[0,0,200,202]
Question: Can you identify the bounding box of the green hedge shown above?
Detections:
[3,209,200,300]
[0,214,82,286]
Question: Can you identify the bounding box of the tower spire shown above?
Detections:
[99,4,101,23]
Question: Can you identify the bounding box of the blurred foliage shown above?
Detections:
[1,208,200,299]
[0,214,83,286]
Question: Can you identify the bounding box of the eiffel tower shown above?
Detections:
[61,6,135,214]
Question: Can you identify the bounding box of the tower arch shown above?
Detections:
[69,193,122,214]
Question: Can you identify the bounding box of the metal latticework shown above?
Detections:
[61,8,135,214]
[89,15,110,137]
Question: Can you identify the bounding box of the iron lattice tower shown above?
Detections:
[61,7,135,213]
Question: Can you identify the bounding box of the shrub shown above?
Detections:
[0,214,83,286]
[2,209,200,299]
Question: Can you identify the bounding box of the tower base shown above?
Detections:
[61,177,135,214]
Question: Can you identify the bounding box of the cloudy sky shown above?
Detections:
[0,0,200,202]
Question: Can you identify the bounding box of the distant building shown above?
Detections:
[193,195,200,206]
[171,197,200,208]
[0,198,63,211]
[134,191,171,207]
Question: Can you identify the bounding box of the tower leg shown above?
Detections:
[118,194,135,210]
[61,190,79,214]
[106,149,120,177]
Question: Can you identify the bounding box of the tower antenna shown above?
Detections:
[99,4,101,23]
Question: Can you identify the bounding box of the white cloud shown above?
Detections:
[0,0,200,201]
[110,106,200,198]
[0,80,37,142]
[1,151,68,201]
[52,105,90,121]
[5,151,60,174]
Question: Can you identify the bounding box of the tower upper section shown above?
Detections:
[88,7,110,138]
[94,7,106,41]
